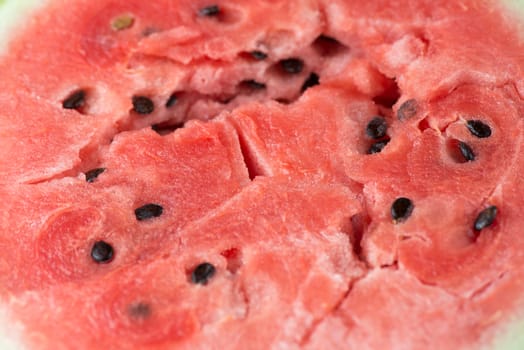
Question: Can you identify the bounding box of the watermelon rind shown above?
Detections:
[0,305,23,350]
[491,318,524,350]
[0,0,42,54]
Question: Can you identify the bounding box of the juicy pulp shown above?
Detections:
[1,0,524,349]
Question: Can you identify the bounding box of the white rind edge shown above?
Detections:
[489,312,524,350]
[0,0,523,349]
[0,304,25,350]
[0,0,45,55]
[0,0,46,348]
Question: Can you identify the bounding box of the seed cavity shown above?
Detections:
[134,203,163,221]
[458,141,475,162]
[191,262,216,285]
[199,5,220,17]
[111,14,135,31]
[474,205,498,231]
[62,90,86,110]
[142,27,158,37]
[368,139,390,154]
[397,99,418,120]
[165,93,178,108]
[128,302,152,320]
[275,98,291,105]
[151,122,184,135]
[373,78,400,108]
[312,35,348,56]
[280,58,304,74]
[221,248,242,274]
[239,79,266,91]
[85,168,106,183]
[301,72,320,92]
[132,96,155,115]
[466,120,492,138]
[391,197,414,223]
[250,50,267,60]
[366,116,388,139]
[91,241,114,264]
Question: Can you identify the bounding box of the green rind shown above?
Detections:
[490,315,524,350]
[505,0,524,11]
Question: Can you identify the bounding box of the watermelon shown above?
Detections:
[1,0,524,349]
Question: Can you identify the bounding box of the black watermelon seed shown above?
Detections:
[280,58,304,74]
[85,168,106,183]
[367,139,390,154]
[165,93,178,108]
[474,205,498,231]
[132,96,155,115]
[250,50,267,60]
[134,203,163,221]
[366,116,388,139]
[199,5,220,17]
[458,141,475,162]
[91,241,114,264]
[397,99,418,120]
[128,302,152,319]
[466,120,492,138]
[240,79,267,90]
[62,90,86,110]
[191,262,216,285]
[301,72,320,92]
[391,197,414,223]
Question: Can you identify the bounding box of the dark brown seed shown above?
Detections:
[199,5,220,17]
[280,58,304,74]
[397,99,418,120]
[191,262,216,285]
[85,168,106,183]
[240,79,266,90]
[165,93,178,108]
[391,197,414,223]
[458,141,475,162]
[366,116,388,139]
[62,90,86,110]
[368,139,390,154]
[128,302,152,319]
[474,206,498,231]
[132,96,155,115]
[466,120,492,138]
[91,241,114,264]
[301,72,320,92]
[134,203,163,221]
[250,50,267,60]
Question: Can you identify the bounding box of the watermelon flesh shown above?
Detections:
[2,0,524,349]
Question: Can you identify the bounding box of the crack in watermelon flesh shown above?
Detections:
[1,0,524,349]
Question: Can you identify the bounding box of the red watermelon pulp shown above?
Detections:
[1,0,524,349]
